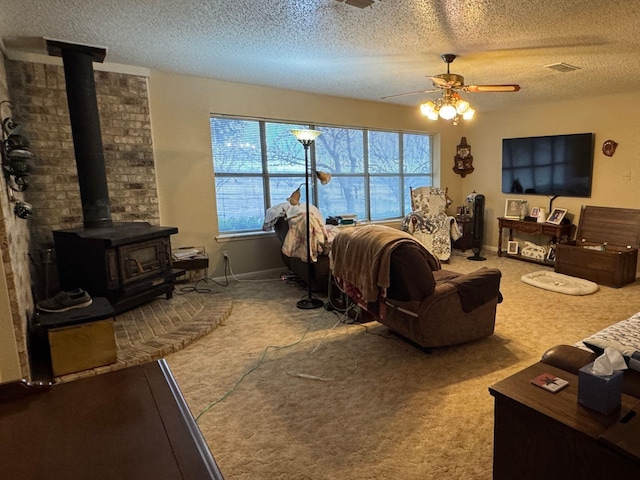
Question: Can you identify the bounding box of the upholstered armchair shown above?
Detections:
[331,225,502,350]
[402,186,459,262]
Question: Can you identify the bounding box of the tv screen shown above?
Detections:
[501,133,594,198]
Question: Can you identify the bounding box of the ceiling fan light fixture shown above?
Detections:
[425,110,439,121]
[420,101,435,115]
[462,108,475,120]
[455,98,470,114]
[439,104,457,120]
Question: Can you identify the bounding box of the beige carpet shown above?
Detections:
[166,251,640,480]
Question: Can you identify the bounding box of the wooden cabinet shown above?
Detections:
[489,363,640,480]
[497,217,574,266]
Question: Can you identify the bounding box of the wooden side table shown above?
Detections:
[497,217,574,266]
[172,247,209,282]
[489,362,640,479]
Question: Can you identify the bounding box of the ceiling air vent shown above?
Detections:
[544,62,581,73]
[335,0,376,8]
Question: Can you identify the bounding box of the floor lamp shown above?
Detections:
[290,129,325,310]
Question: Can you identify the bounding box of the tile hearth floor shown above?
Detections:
[32,289,233,384]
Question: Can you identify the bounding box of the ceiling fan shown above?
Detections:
[382,53,521,100]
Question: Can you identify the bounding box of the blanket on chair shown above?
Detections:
[331,225,435,303]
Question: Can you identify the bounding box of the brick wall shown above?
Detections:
[0,54,33,378]
[1,58,161,377]
[5,60,161,252]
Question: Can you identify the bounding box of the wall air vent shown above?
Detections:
[334,0,376,8]
[544,62,581,73]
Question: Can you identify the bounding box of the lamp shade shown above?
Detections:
[455,99,470,114]
[462,108,476,120]
[420,101,435,116]
[290,129,322,142]
[287,188,301,205]
[439,104,457,120]
[425,110,439,121]
[315,170,332,185]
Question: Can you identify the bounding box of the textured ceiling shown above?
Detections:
[1,0,640,113]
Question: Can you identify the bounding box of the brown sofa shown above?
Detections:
[331,225,503,349]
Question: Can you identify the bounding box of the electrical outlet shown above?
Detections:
[622,171,632,181]
[222,250,229,260]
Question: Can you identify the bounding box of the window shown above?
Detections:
[211,116,433,233]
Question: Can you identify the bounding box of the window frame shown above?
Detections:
[211,115,434,234]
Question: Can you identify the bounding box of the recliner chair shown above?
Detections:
[331,225,502,349]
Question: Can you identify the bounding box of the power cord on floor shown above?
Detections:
[284,305,359,382]
[177,255,282,295]
[195,309,327,422]
[325,275,397,339]
[175,259,230,294]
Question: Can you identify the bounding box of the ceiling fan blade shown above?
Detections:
[466,84,521,93]
[381,89,439,100]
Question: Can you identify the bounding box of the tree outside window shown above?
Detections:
[211,116,433,233]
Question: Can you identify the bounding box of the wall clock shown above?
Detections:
[453,136,474,177]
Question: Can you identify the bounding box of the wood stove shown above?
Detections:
[53,222,181,314]
[47,40,181,313]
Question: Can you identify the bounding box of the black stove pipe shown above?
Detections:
[46,40,112,229]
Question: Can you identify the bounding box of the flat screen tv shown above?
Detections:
[501,133,594,198]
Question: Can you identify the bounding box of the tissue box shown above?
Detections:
[577,362,623,414]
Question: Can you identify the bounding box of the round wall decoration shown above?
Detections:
[602,139,618,157]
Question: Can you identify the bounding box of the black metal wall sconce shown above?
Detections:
[1,100,34,219]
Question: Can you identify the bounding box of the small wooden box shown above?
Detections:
[555,206,640,288]
[48,319,117,376]
[36,297,117,376]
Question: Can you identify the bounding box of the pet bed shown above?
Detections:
[521,270,598,296]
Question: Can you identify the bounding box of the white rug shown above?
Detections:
[521,270,599,295]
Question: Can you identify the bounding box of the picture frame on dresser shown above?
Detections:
[546,207,568,225]
[505,199,523,219]
[546,246,556,262]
